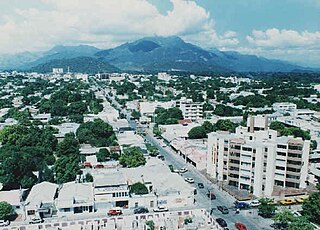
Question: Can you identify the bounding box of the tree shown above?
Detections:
[96,148,110,162]
[288,217,314,230]
[146,220,154,230]
[155,107,183,125]
[258,198,277,218]
[213,119,237,132]
[303,185,320,224]
[188,126,207,139]
[202,121,214,133]
[130,182,149,195]
[76,119,116,147]
[54,154,81,184]
[56,133,80,157]
[119,147,146,168]
[85,173,93,182]
[0,202,13,220]
[273,208,295,227]
[131,110,141,120]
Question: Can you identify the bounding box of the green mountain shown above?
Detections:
[30,56,119,73]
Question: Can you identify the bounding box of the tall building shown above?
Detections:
[176,97,203,121]
[207,115,310,197]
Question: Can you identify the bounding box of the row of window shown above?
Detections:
[112,192,128,197]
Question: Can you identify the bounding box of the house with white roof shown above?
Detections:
[25,182,58,219]
[55,182,94,217]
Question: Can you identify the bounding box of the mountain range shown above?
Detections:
[0,36,316,73]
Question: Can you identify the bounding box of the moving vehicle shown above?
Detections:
[107,207,123,216]
[0,220,10,227]
[184,178,195,183]
[198,183,204,188]
[279,198,296,205]
[234,201,250,209]
[207,191,216,200]
[134,207,149,214]
[216,218,227,227]
[235,222,247,230]
[29,218,44,224]
[153,206,168,212]
[250,200,261,207]
[217,206,229,214]
[179,167,188,173]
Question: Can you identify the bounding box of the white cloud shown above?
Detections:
[246,28,320,49]
[0,0,238,54]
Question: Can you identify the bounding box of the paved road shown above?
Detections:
[95,79,273,230]
[144,132,273,230]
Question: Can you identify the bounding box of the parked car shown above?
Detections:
[153,206,168,212]
[157,155,165,161]
[184,178,195,183]
[173,169,180,173]
[250,200,261,207]
[234,201,250,209]
[0,220,10,227]
[179,167,188,173]
[107,208,123,216]
[216,218,227,227]
[279,198,296,205]
[198,183,204,188]
[29,218,44,224]
[295,197,305,203]
[235,222,247,230]
[217,206,229,214]
[134,207,149,214]
[207,191,216,200]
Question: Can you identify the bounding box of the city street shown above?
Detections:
[145,132,273,230]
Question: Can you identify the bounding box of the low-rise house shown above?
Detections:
[0,189,26,210]
[55,182,94,217]
[93,171,130,210]
[25,182,58,219]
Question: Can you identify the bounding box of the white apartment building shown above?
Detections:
[207,115,310,197]
[272,102,297,113]
[176,97,203,121]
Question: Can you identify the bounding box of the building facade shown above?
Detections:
[176,97,203,121]
[207,115,310,197]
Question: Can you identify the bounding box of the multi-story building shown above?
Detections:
[272,102,297,113]
[176,97,203,121]
[207,115,310,197]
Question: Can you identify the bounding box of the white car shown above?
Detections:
[29,217,44,224]
[173,169,180,173]
[0,220,10,227]
[153,206,168,212]
[250,200,261,207]
[185,178,195,183]
[179,167,188,173]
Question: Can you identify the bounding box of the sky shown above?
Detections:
[0,0,319,67]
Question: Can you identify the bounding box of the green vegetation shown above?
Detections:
[76,118,117,147]
[155,107,183,125]
[0,202,13,220]
[131,110,141,120]
[258,198,277,218]
[270,121,311,140]
[0,125,57,189]
[146,220,154,230]
[213,119,237,132]
[213,104,243,116]
[302,185,320,225]
[54,133,81,184]
[188,126,207,139]
[85,173,93,182]
[119,147,146,168]
[130,182,149,195]
[146,143,159,156]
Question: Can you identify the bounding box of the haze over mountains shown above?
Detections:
[0,36,315,73]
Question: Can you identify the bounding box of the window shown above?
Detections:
[288,145,303,151]
[242,147,252,152]
[277,144,287,149]
[276,166,285,170]
[27,210,35,215]
[277,152,286,156]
